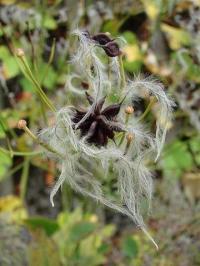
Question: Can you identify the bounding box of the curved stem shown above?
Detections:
[23,125,62,156]
[138,97,157,122]
[0,147,42,156]
[18,54,56,112]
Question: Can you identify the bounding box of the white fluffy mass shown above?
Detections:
[39,30,174,248]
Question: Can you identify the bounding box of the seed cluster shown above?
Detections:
[72,92,124,146]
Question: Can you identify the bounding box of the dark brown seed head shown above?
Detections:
[92,33,113,45]
[72,93,124,146]
[103,41,121,57]
[86,31,121,57]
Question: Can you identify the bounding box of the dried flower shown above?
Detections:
[72,92,124,146]
[91,32,121,57]
[38,30,174,248]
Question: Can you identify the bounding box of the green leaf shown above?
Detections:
[0,120,6,139]
[19,77,35,92]
[69,222,96,242]
[161,23,191,50]
[25,217,59,236]
[0,150,12,181]
[0,46,20,78]
[28,230,60,266]
[122,236,139,259]
[124,60,142,73]
[97,243,109,254]
[43,15,57,30]
[122,31,138,44]
[162,140,194,178]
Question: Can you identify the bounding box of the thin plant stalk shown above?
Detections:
[0,147,42,157]
[18,121,63,158]
[20,157,30,202]
[40,38,56,84]
[138,97,157,122]
[17,52,56,112]
[119,54,126,90]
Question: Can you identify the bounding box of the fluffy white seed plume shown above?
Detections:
[39,103,159,248]
[125,118,155,158]
[70,29,109,128]
[124,76,175,160]
[71,29,105,92]
[38,30,174,249]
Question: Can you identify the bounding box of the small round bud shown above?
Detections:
[126,133,134,143]
[105,32,111,36]
[17,119,27,129]
[16,48,25,57]
[125,106,134,115]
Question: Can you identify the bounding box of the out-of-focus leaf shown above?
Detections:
[0,195,27,221]
[0,151,12,180]
[28,230,60,266]
[37,62,57,90]
[161,24,191,50]
[101,224,116,238]
[161,140,193,178]
[97,243,109,254]
[0,0,16,4]
[174,51,200,82]
[122,236,139,259]
[79,234,106,265]
[43,15,57,30]
[69,221,96,242]
[20,77,35,92]
[122,31,143,72]
[123,31,138,44]
[190,136,200,164]
[0,46,20,78]
[142,0,159,20]
[182,172,200,204]
[25,217,59,236]
[57,207,83,227]
[0,125,6,138]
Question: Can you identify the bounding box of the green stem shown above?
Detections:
[6,137,14,158]
[23,125,63,157]
[118,114,130,146]
[138,97,156,122]
[108,57,111,80]
[20,158,30,202]
[0,115,17,139]
[40,38,56,84]
[18,55,56,112]
[119,54,126,90]
[0,147,42,157]
[4,162,24,179]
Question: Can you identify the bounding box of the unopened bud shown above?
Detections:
[125,106,134,115]
[17,119,27,129]
[126,133,134,143]
[16,48,25,57]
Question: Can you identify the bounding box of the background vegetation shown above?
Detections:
[0,0,200,265]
